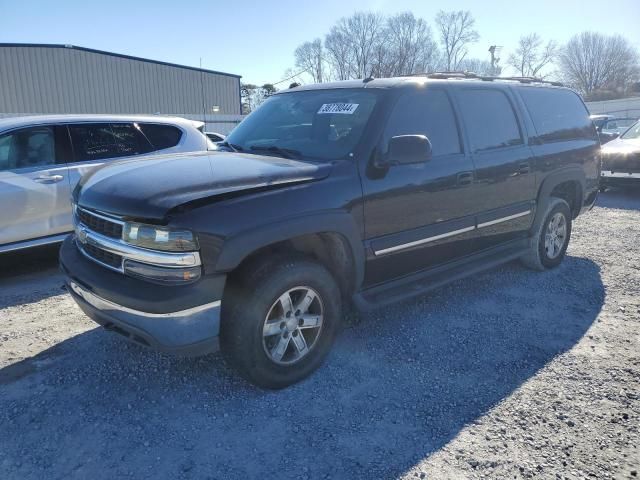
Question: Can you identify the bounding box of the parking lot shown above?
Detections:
[0,190,639,479]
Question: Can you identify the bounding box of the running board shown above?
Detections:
[353,241,528,311]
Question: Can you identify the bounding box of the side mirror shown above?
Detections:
[387,135,433,165]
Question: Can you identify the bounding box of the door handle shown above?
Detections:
[34,174,64,184]
[457,171,474,186]
[518,163,531,175]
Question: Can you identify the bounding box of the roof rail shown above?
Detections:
[410,71,563,87]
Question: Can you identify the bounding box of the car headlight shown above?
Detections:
[122,222,199,252]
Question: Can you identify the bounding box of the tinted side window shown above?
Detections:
[0,127,56,171]
[139,124,182,150]
[457,89,523,152]
[69,123,153,162]
[383,90,461,157]
[519,87,593,142]
[69,124,121,161]
[110,123,153,156]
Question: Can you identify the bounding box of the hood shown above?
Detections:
[75,151,332,221]
[601,137,640,172]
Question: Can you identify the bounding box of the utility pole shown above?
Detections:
[488,45,503,75]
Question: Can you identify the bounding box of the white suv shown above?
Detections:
[0,115,211,252]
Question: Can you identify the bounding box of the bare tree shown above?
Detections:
[560,32,639,95]
[385,12,440,76]
[241,83,276,114]
[326,12,386,79]
[324,27,353,81]
[294,39,324,83]
[507,33,557,78]
[435,10,479,71]
[458,58,498,76]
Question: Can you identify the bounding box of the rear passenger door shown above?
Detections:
[66,122,153,193]
[454,87,536,249]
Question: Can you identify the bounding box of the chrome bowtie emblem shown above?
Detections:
[77,226,88,244]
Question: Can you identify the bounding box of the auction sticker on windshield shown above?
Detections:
[317,103,359,114]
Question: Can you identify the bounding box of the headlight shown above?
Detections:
[122,222,199,252]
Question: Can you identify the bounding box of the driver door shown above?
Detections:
[0,125,72,247]
[360,88,478,286]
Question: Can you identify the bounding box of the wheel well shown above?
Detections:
[225,232,357,298]
[549,181,582,218]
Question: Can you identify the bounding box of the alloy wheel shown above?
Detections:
[262,286,324,365]
[544,212,567,259]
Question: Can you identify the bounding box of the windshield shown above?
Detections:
[224,89,380,161]
[621,121,640,140]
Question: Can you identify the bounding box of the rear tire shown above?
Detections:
[520,197,572,271]
[221,255,342,389]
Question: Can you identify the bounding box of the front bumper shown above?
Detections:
[60,235,224,356]
[601,170,640,187]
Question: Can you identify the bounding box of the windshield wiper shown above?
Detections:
[249,145,302,159]
[217,141,244,152]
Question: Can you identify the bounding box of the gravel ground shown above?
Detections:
[1,189,639,480]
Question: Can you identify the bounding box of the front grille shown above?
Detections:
[77,208,123,239]
[81,242,123,269]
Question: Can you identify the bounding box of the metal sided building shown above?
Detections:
[0,43,243,133]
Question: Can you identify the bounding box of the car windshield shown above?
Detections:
[621,121,640,140]
[223,89,380,161]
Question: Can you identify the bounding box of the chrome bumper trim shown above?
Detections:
[601,170,640,179]
[69,281,220,318]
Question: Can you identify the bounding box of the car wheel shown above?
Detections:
[221,256,342,389]
[521,197,572,271]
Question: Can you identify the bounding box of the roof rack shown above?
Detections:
[410,71,563,87]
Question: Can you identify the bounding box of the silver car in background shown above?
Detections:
[0,115,211,252]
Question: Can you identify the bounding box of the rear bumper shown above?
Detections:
[60,235,224,356]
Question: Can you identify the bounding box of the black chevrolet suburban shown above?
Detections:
[61,74,600,388]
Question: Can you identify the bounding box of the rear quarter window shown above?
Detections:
[519,87,594,142]
[139,124,183,150]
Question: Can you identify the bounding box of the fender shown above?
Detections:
[531,166,585,236]
[214,211,366,291]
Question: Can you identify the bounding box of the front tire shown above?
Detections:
[521,197,572,271]
[221,256,342,389]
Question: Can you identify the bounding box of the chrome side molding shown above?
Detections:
[374,210,532,256]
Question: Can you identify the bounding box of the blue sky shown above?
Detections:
[1,0,639,85]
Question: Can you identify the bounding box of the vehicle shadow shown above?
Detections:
[0,256,604,480]
[597,187,640,211]
[0,244,65,308]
